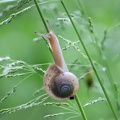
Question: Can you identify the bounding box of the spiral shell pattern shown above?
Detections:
[51,77,74,98]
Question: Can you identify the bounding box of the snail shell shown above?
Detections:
[44,64,79,100]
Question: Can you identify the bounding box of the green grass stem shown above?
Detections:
[77,0,115,86]
[75,94,88,120]
[33,0,53,54]
[60,0,118,120]
[33,0,49,32]
[77,0,118,105]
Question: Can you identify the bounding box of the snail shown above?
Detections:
[36,22,79,100]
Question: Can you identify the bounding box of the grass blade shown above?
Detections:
[60,0,118,120]
[75,95,88,120]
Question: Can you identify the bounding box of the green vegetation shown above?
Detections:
[0,0,120,120]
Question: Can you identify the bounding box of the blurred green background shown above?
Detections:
[0,0,120,120]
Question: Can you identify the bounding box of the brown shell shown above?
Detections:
[44,64,79,100]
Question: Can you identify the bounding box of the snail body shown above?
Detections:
[36,22,79,100]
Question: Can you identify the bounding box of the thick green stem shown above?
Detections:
[77,0,115,87]
[75,95,88,120]
[77,0,118,119]
[33,0,53,54]
[33,0,49,32]
[60,0,118,120]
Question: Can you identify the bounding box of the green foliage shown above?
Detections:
[0,0,120,120]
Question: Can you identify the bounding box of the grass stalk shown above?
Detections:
[33,0,53,54]
[77,0,118,108]
[77,0,115,86]
[77,2,119,113]
[33,0,49,32]
[60,0,118,120]
[75,94,88,120]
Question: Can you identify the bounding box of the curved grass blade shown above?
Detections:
[60,0,118,119]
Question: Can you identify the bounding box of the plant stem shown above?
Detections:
[75,95,88,120]
[77,0,115,87]
[33,0,49,32]
[77,1,118,109]
[77,0,118,118]
[33,0,53,54]
[60,0,118,120]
